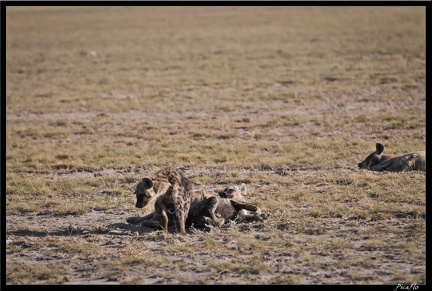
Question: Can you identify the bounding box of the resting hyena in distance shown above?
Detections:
[132,166,192,235]
[128,183,263,231]
[358,143,426,172]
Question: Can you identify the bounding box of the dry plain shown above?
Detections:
[5,6,426,285]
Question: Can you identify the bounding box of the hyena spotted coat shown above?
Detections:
[133,166,192,234]
[358,143,426,172]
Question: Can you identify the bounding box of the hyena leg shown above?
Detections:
[153,204,170,233]
[174,200,190,235]
[139,212,167,229]
[141,218,163,229]
[168,186,188,235]
[230,200,263,222]
[126,212,155,224]
[158,210,169,233]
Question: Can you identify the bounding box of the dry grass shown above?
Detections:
[5,6,426,285]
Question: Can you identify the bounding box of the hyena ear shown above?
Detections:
[142,177,153,189]
[375,143,384,155]
[239,183,247,195]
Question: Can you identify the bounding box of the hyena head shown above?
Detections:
[219,183,247,202]
[134,177,156,208]
[358,143,387,170]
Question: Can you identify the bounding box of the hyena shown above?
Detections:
[132,166,192,235]
[128,183,263,231]
[358,143,426,172]
[187,183,263,228]
[127,187,209,227]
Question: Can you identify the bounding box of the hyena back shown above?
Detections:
[358,143,426,172]
[133,166,192,234]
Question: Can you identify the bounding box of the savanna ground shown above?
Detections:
[4,6,426,285]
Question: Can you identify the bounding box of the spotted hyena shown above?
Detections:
[128,183,263,231]
[127,187,208,227]
[358,143,426,172]
[131,166,192,234]
[188,183,263,229]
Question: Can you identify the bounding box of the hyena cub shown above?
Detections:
[133,166,192,235]
[358,143,426,172]
[189,183,263,228]
[220,184,263,222]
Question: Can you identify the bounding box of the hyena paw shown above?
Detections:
[214,217,225,228]
[254,213,264,221]
[203,216,225,228]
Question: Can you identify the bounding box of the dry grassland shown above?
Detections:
[5,6,426,285]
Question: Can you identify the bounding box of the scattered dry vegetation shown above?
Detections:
[5,6,425,285]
